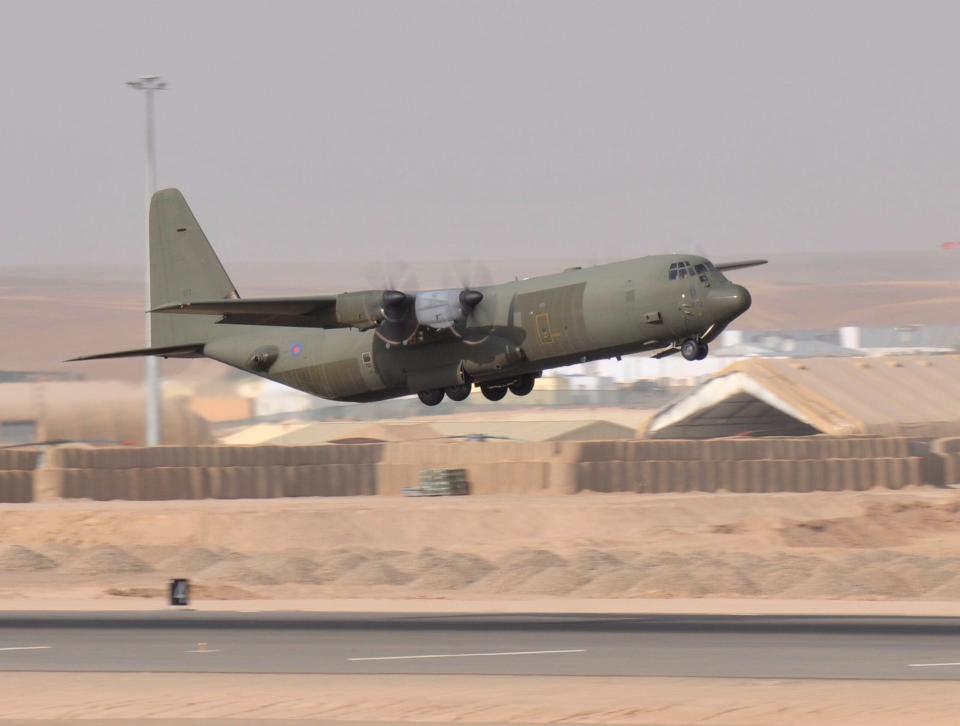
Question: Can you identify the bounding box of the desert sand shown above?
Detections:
[5,488,960,723]
[5,672,960,724]
[2,488,960,606]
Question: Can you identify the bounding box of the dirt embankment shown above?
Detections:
[2,489,960,603]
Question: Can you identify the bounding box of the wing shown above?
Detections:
[151,296,342,328]
[715,259,768,272]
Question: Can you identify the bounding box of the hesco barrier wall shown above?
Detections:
[34,445,382,502]
[928,437,960,487]
[10,435,942,503]
[0,450,42,503]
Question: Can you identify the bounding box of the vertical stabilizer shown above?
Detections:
[149,189,237,347]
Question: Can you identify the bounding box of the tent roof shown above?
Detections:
[646,355,960,438]
[428,419,635,442]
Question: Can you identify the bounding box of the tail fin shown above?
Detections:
[150,189,238,347]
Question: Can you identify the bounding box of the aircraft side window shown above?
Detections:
[695,264,707,274]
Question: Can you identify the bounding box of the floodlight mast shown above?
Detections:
[126,75,167,446]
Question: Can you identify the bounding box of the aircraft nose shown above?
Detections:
[706,284,751,321]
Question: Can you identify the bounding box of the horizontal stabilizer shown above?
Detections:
[67,343,204,362]
[715,259,768,272]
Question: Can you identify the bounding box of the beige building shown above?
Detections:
[0,382,213,446]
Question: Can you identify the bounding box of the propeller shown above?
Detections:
[446,259,495,346]
[375,289,419,346]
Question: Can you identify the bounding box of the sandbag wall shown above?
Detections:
[35,445,382,501]
[0,449,40,503]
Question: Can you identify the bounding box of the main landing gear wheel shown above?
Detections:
[445,383,472,402]
[681,339,709,361]
[480,385,508,402]
[509,374,536,397]
[417,389,445,406]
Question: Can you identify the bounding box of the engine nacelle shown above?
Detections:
[414,289,482,330]
[414,289,462,329]
[334,290,387,330]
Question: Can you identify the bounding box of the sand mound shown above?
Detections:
[696,565,760,597]
[571,549,625,576]
[336,561,415,587]
[470,549,570,594]
[513,566,588,595]
[200,560,278,586]
[67,546,152,575]
[394,549,494,591]
[498,548,568,570]
[633,566,708,597]
[10,490,960,602]
[924,574,960,599]
[574,566,641,597]
[780,502,960,550]
[245,553,320,583]
[0,545,58,572]
[780,563,851,599]
[159,547,228,574]
[748,555,818,595]
[313,551,372,583]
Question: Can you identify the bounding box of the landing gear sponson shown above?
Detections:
[417,373,538,406]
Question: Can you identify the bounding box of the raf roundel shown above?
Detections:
[290,342,303,358]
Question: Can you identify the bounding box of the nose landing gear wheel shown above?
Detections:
[417,389,445,406]
[508,374,536,396]
[696,341,709,360]
[480,385,508,401]
[445,383,471,402]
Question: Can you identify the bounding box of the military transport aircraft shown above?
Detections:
[71,189,765,406]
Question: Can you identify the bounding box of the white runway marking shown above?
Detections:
[0,646,51,652]
[349,648,586,661]
[909,661,960,667]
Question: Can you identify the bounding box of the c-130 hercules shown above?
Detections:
[72,189,765,406]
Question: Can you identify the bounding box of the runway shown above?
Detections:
[2,611,960,679]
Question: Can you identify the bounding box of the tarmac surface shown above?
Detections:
[2,611,960,680]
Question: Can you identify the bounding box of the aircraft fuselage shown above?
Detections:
[201,253,750,403]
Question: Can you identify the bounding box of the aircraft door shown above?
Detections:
[676,262,703,326]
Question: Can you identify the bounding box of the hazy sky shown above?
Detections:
[3,0,960,268]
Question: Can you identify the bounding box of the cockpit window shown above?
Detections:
[677,266,688,279]
[668,262,679,280]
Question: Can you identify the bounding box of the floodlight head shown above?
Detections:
[126,75,168,91]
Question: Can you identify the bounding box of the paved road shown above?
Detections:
[2,611,960,679]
